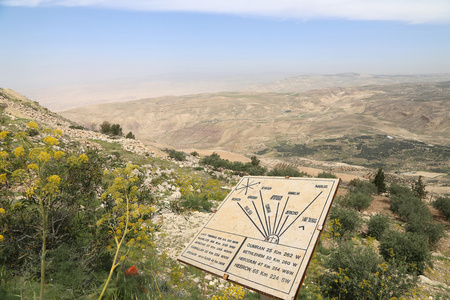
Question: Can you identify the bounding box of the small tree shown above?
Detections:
[412,176,427,200]
[100,121,111,134]
[125,131,135,139]
[372,168,386,194]
[250,156,260,167]
[110,124,123,136]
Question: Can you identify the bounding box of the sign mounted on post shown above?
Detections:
[178,176,340,300]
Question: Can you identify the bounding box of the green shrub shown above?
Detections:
[388,183,414,197]
[168,150,186,161]
[181,194,213,212]
[328,206,361,237]
[317,171,337,178]
[267,163,307,177]
[200,153,266,175]
[379,230,431,275]
[348,179,377,195]
[432,196,450,220]
[322,241,417,300]
[125,131,135,139]
[367,214,390,240]
[405,217,445,247]
[391,193,431,222]
[341,192,372,211]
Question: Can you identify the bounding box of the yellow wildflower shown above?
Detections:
[14,146,25,157]
[0,131,9,139]
[120,256,125,261]
[26,187,35,197]
[27,163,38,170]
[0,151,9,159]
[78,154,88,163]
[27,121,38,130]
[53,151,65,160]
[0,207,5,215]
[38,151,51,163]
[0,234,4,242]
[47,175,61,185]
[0,173,7,184]
[53,129,63,137]
[116,229,122,235]
[44,175,61,195]
[43,136,59,146]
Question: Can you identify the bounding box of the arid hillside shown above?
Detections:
[61,81,450,154]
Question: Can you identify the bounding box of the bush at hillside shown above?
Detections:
[322,241,417,300]
[200,152,266,175]
[379,230,431,275]
[367,214,390,240]
[405,217,445,247]
[267,163,308,177]
[390,193,431,222]
[340,191,372,211]
[317,171,337,178]
[348,179,377,195]
[328,206,361,238]
[168,149,186,161]
[432,196,450,220]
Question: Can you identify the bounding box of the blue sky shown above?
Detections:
[0,1,450,105]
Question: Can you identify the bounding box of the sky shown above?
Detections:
[0,1,450,108]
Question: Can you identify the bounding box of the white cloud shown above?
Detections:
[2,0,450,23]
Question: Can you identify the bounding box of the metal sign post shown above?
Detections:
[178,176,340,300]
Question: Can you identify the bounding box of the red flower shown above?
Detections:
[125,265,139,276]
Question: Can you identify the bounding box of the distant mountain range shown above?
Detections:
[27,72,450,111]
[61,79,450,156]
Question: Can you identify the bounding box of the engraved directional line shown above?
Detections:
[274,197,290,236]
[272,202,281,236]
[235,178,260,195]
[278,191,323,238]
[260,191,270,237]
[253,201,268,238]
[236,202,266,239]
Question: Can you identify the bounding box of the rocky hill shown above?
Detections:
[1,87,449,299]
[61,81,450,153]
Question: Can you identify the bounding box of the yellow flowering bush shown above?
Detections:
[27,121,38,130]
[322,241,418,299]
[212,284,245,300]
[0,124,88,300]
[43,136,59,146]
[0,130,9,139]
[97,164,158,300]
[0,173,7,184]
[14,146,25,157]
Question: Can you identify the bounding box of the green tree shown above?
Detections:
[412,175,427,200]
[125,131,135,139]
[100,121,111,134]
[372,168,386,194]
[250,156,260,166]
[110,124,123,136]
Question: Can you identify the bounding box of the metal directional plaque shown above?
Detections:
[178,176,340,300]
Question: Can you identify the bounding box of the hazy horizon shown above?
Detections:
[1,1,449,110]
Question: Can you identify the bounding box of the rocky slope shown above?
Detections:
[61,81,450,155]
